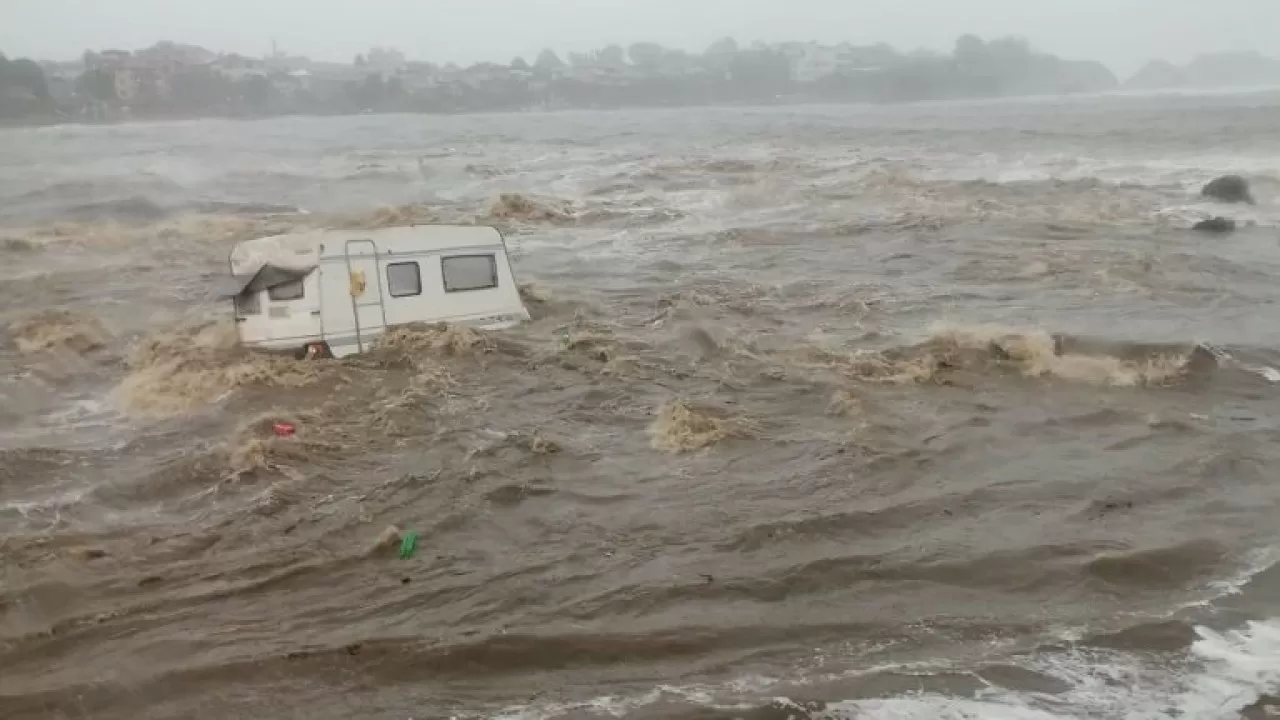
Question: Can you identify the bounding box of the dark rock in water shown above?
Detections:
[1201,174,1254,204]
[1192,216,1236,233]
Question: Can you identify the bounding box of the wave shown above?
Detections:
[190,200,305,216]
[485,193,577,224]
[26,164,1207,245]
[0,202,445,256]
[468,616,1280,720]
[826,620,1280,720]
[362,321,496,367]
[794,324,1212,388]
[4,174,305,226]
[15,176,187,204]
[108,317,510,435]
[7,309,111,356]
[64,195,171,223]
[648,398,752,454]
[61,196,305,224]
[111,319,327,417]
[337,202,437,229]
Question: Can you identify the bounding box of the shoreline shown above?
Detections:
[4,83,1280,131]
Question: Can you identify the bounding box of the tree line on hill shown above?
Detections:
[3,36,1278,125]
[0,53,55,121]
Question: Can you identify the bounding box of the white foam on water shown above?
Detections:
[480,612,1280,720]
[1154,201,1280,230]
[1200,344,1280,387]
[474,546,1280,720]
[487,683,757,720]
[1209,548,1280,599]
[813,622,1280,719]
[829,696,1066,719]
[0,484,91,532]
[475,620,1280,720]
[0,390,136,452]
[903,147,1280,191]
[824,553,1280,718]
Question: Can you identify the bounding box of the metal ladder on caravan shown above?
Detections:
[343,237,390,354]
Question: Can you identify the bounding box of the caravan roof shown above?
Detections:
[229,229,325,276]
[312,224,511,258]
[218,264,312,299]
[229,225,510,271]
[224,224,515,298]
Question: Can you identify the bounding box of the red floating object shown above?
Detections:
[273,422,296,437]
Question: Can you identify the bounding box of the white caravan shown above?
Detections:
[222,224,530,358]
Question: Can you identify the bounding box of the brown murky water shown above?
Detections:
[3,94,1280,719]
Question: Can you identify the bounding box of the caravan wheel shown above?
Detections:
[298,342,333,361]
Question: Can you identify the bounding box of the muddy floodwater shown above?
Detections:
[3,92,1280,719]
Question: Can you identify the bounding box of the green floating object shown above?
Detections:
[398,531,418,559]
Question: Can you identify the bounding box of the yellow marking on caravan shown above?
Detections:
[349,269,367,296]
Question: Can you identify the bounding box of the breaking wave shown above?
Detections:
[7,309,111,356]
[365,321,496,366]
[485,192,577,224]
[111,320,325,417]
[648,398,751,454]
[341,202,438,229]
[797,324,1212,388]
[486,619,1280,720]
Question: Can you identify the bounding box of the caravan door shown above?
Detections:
[321,238,388,357]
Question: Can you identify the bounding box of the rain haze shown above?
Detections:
[2,0,1280,74]
[6,0,1280,719]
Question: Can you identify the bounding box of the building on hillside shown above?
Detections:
[135,42,218,74]
[361,47,407,79]
[39,61,82,105]
[284,69,313,92]
[83,42,218,105]
[213,54,268,82]
[788,44,843,83]
[777,42,895,83]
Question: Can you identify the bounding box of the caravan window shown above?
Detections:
[442,254,498,293]
[236,291,261,316]
[387,262,422,297]
[268,279,304,301]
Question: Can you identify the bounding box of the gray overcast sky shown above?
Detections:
[1,0,1278,76]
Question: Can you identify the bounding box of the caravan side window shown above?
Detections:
[387,261,422,297]
[441,254,498,293]
[236,292,261,316]
[268,279,304,301]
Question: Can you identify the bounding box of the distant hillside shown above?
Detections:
[1127,52,1280,90]
[5,34,1123,126]
[1126,60,1186,90]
